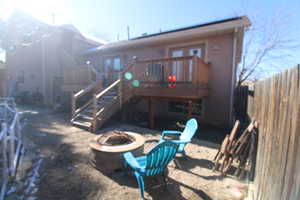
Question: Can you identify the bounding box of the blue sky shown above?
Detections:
[1,0,299,41]
[1,0,300,66]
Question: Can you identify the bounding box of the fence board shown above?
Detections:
[248,65,300,200]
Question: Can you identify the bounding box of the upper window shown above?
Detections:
[169,44,205,58]
[113,56,122,71]
[189,48,202,57]
[171,50,183,57]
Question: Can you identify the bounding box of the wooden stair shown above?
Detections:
[71,88,120,131]
[71,60,134,132]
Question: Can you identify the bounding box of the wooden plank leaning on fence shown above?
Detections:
[213,120,258,178]
[213,120,240,174]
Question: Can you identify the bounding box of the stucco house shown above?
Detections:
[2,11,104,106]
[67,16,250,131]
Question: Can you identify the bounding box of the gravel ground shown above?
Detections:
[8,106,249,200]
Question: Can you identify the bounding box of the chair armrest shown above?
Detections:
[161,130,182,138]
[123,152,141,170]
[172,139,191,144]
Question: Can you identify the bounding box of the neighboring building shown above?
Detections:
[69,16,250,131]
[3,11,104,106]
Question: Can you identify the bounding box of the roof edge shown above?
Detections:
[80,16,251,55]
[131,16,249,40]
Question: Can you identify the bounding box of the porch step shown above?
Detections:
[101,95,117,100]
[72,119,92,128]
[71,80,128,132]
[76,114,93,121]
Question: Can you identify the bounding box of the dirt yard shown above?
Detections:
[7,106,249,200]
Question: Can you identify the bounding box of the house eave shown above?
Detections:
[80,16,250,55]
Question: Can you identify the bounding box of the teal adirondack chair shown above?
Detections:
[159,118,198,155]
[123,141,178,200]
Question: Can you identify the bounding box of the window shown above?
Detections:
[191,99,204,116]
[171,50,184,80]
[103,56,123,84]
[168,101,187,113]
[104,58,112,79]
[168,99,204,116]
[103,56,123,72]
[189,48,202,57]
[113,56,122,71]
[188,48,203,81]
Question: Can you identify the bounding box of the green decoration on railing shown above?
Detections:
[132,80,140,87]
[124,72,133,80]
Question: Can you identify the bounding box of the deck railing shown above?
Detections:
[126,55,210,88]
[0,98,23,200]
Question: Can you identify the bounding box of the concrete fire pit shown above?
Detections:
[89,131,145,173]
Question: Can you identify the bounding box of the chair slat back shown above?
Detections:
[145,141,178,176]
[180,118,198,141]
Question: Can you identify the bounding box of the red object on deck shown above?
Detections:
[168,75,177,88]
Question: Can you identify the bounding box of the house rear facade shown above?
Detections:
[69,16,250,129]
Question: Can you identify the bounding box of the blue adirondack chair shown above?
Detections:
[159,118,198,155]
[123,141,178,200]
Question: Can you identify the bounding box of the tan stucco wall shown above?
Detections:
[85,32,235,126]
[6,31,99,106]
[6,34,61,105]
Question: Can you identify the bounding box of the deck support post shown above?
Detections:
[148,98,155,129]
[92,94,98,133]
[187,100,192,119]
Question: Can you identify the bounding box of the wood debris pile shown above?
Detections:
[213,120,258,179]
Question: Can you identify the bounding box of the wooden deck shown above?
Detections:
[69,55,211,131]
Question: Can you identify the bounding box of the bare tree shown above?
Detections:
[237,12,300,86]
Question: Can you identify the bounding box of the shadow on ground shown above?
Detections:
[100,167,214,200]
[38,143,105,200]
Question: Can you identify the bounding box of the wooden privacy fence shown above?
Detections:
[0,98,23,200]
[247,65,300,200]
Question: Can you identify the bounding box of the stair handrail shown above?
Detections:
[92,79,121,132]
[95,79,120,100]
[71,79,102,120]
[91,60,138,132]
[73,79,101,99]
